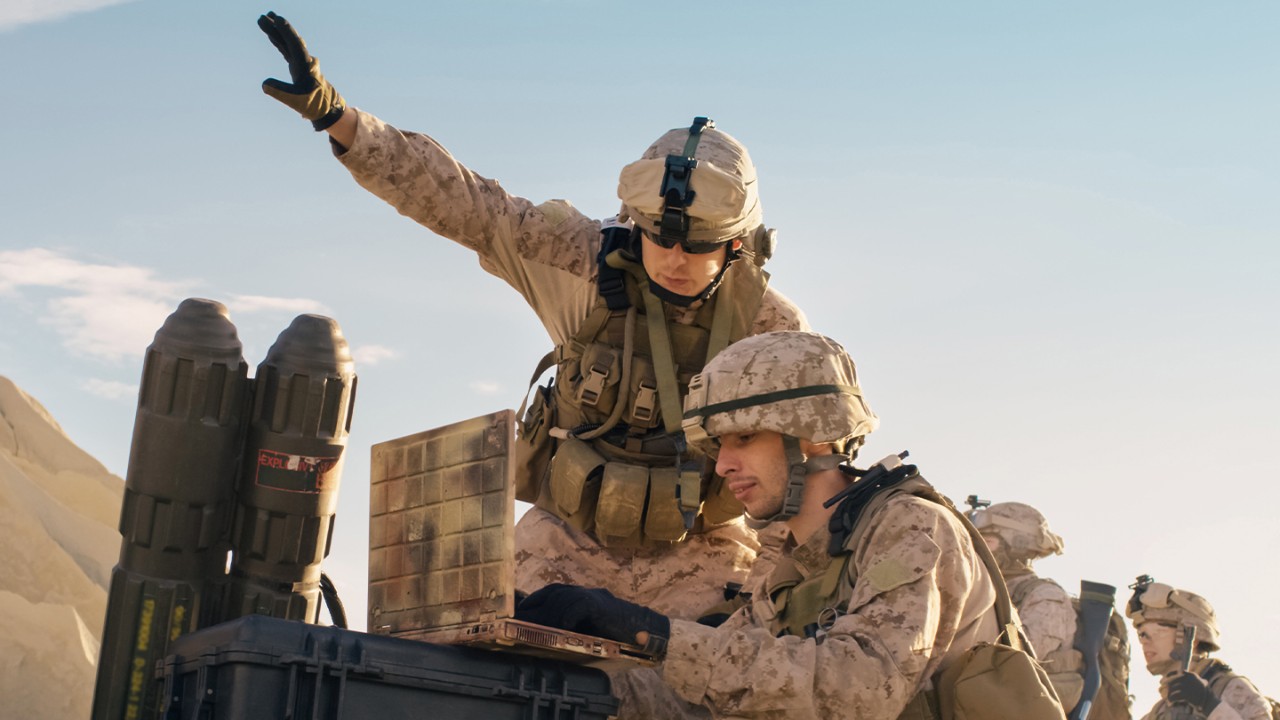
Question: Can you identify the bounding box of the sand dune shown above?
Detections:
[0,376,122,719]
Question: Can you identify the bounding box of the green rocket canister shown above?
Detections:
[91,298,250,720]
[223,314,356,622]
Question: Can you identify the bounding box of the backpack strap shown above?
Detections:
[936,489,1024,652]
[596,221,635,311]
[826,461,1022,652]
[1203,660,1237,695]
[605,251,686,437]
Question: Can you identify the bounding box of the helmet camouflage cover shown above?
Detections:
[970,502,1065,561]
[1126,582,1221,652]
[682,331,878,452]
[617,120,763,245]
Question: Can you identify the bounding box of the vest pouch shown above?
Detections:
[1044,670,1084,715]
[643,467,688,543]
[700,472,746,527]
[543,436,605,533]
[936,639,1066,720]
[595,462,648,547]
[514,383,554,503]
[570,343,623,417]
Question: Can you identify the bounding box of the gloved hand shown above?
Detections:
[1164,671,1220,715]
[257,11,346,130]
[516,584,671,656]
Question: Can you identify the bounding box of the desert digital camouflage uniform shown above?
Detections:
[1141,658,1273,720]
[1128,581,1274,720]
[644,332,1002,719]
[1007,574,1083,706]
[335,110,808,619]
[336,111,811,720]
[972,502,1083,710]
[659,492,1001,719]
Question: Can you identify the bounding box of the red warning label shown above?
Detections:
[255,449,341,493]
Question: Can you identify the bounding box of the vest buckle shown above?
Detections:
[576,362,610,407]
[630,380,658,426]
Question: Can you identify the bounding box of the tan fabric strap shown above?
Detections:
[606,252,686,436]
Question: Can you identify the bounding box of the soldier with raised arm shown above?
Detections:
[256,12,808,624]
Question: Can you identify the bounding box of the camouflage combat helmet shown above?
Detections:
[682,331,878,521]
[1126,578,1221,652]
[617,117,773,259]
[970,502,1065,561]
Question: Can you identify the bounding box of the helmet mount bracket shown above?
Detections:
[657,117,715,249]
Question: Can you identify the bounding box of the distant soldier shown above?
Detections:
[1127,578,1275,720]
[516,332,1052,719]
[971,502,1085,711]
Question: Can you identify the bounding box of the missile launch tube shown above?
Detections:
[224,313,356,622]
[90,298,249,720]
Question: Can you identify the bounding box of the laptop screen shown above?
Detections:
[368,409,516,635]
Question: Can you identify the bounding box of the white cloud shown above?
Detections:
[0,0,139,32]
[0,248,329,365]
[81,378,138,400]
[228,295,330,316]
[352,345,399,366]
[1,248,186,362]
[469,381,502,396]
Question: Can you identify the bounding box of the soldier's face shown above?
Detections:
[1136,621,1177,666]
[714,429,789,519]
[639,232,730,297]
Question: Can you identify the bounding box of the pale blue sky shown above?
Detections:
[2,0,1277,707]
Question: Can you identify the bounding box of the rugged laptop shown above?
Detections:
[368,409,654,666]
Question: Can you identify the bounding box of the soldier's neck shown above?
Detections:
[785,468,848,544]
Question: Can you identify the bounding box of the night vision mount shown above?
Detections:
[656,116,714,248]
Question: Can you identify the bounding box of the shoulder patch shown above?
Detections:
[863,557,920,594]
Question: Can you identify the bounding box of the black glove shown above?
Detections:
[257,11,346,130]
[516,584,671,657]
[1165,671,1220,715]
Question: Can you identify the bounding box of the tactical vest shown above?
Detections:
[518,244,770,547]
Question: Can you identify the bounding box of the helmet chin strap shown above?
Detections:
[644,248,735,308]
[745,436,850,527]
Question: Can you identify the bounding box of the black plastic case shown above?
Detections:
[160,615,618,719]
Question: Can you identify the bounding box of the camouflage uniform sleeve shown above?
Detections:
[660,496,993,719]
[335,109,599,345]
[1210,676,1272,720]
[748,286,809,335]
[1019,580,1076,658]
